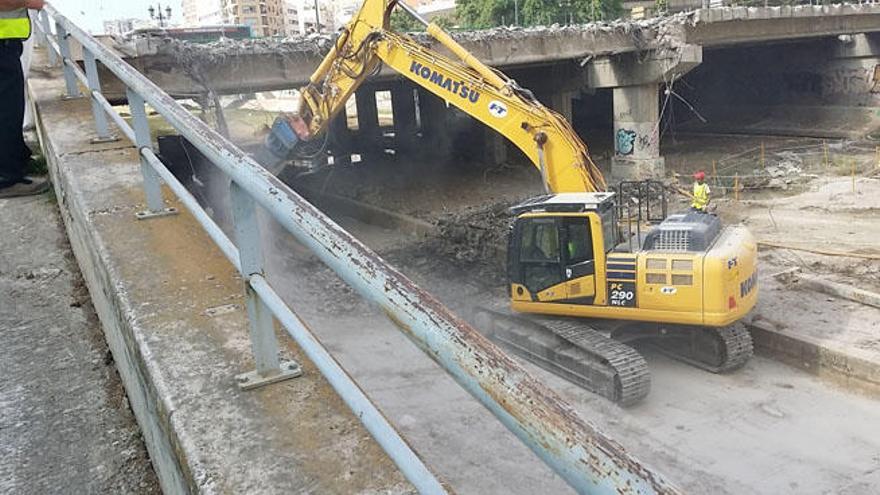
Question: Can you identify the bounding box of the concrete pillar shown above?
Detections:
[330,106,352,166]
[391,83,418,154]
[482,129,508,166]
[611,84,665,181]
[417,89,451,159]
[549,91,575,123]
[355,88,382,159]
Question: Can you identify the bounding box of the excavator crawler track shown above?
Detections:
[474,309,651,406]
[651,323,754,374]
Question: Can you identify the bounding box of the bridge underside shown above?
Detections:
[82,5,880,181]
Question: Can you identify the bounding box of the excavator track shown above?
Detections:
[650,323,754,374]
[474,309,651,406]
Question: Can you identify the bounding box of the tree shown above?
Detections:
[391,9,457,32]
[521,0,561,26]
[390,9,425,32]
[456,0,515,29]
[457,0,623,29]
[573,0,624,23]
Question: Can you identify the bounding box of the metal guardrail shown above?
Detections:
[33,4,681,494]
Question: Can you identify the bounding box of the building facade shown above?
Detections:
[222,0,286,37]
[281,0,345,36]
[103,18,152,36]
[182,0,225,26]
[182,0,286,37]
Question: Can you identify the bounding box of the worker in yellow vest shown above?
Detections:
[691,170,711,213]
[0,0,47,199]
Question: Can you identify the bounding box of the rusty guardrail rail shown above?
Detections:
[33,4,682,494]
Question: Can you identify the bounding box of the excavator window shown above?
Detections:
[518,218,564,292]
[520,219,560,263]
[562,218,593,265]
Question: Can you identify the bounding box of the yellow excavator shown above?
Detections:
[261,0,759,406]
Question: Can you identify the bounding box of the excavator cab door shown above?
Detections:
[509,214,597,304]
[515,217,565,295]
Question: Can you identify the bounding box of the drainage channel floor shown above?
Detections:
[256,184,880,495]
[0,194,160,494]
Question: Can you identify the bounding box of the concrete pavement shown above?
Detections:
[0,194,160,494]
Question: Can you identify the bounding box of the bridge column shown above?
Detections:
[482,129,508,166]
[584,44,703,181]
[329,106,352,166]
[611,84,665,181]
[549,91,576,123]
[355,88,382,160]
[417,89,451,160]
[391,83,418,155]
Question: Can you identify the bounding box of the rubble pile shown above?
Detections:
[434,200,515,264]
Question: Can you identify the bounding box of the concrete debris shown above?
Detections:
[155,35,334,66]
[411,10,694,46]
[434,201,514,264]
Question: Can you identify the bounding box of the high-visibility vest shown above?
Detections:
[0,9,31,40]
[692,182,710,211]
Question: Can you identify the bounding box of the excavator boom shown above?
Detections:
[276,0,605,193]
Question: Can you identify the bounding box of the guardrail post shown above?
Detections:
[83,48,119,144]
[127,88,178,220]
[33,10,47,48]
[230,182,302,390]
[40,11,57,66]
[54,21,80,99]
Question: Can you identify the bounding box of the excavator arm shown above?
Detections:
[269,0,605,193]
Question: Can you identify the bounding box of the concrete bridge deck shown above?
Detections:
[87,3,880,100]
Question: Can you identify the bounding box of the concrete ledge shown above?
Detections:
[31,58,414,494]
[748,321,880,398]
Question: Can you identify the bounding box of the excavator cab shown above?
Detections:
[507,192,758,328]
[507,193,618,306]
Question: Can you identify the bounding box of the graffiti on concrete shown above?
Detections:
[783,66,880,97]
[782,71,822,96]
[872,65,880,94]
[616,129,636,156]
[822,68,872,96]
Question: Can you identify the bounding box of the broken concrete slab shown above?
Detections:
[747,319,880,397]
[791,272,880,310]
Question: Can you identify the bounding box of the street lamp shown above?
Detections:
[148,3,173,28]
[314,0,321,33]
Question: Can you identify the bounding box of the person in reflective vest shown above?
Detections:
[691,170,711,213]
[0,0,47,199]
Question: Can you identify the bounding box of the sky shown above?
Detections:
[52,0,184,33]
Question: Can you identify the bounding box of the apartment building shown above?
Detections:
[182,0,225,26]
[183,0,286,37]
[222,0,286,37]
